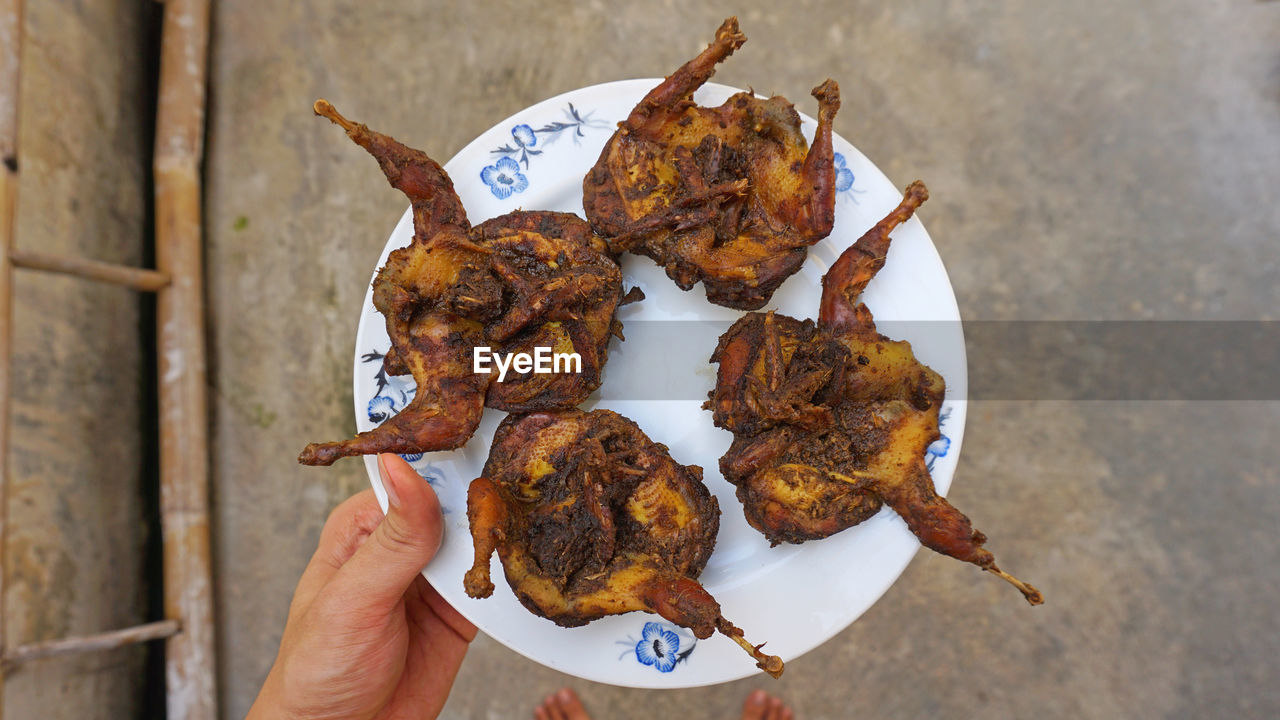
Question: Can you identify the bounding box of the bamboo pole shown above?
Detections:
[9,248,170,291]
[4,620,179,666]
[0,1,23,718]
[154,0,215,717]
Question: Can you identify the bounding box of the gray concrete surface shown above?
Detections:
[204,1,1279,718]
[5,2,154,718]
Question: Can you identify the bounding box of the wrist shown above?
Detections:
[247,663,301,720]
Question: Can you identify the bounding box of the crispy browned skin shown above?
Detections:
[708,182,1043,605]
[582,17,840,310]
[465,409,784,677]
[298,101,623,466]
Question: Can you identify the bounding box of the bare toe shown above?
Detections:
[555,688,590,720]
[742,690,795,720]
[536,694,563,720]
[742,689,769,720]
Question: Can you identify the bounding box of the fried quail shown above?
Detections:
[708,182,1044,605]
[298,101,624,466]
[582,17,840,310]
[465,409,784,676]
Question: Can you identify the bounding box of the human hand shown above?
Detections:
[249,454,476,720]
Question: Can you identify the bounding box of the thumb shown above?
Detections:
[326,454,444,614]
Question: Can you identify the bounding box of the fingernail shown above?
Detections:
[747,689,766,707]
[378,454,402,509]
[557,688,573,702]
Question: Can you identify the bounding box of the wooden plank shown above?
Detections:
[154,0,215,718]
[0,2,22,719]
[0,0,18,166]
[4,620,180,666]
[9,248,170,291]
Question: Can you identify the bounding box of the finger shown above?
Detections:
[413,575,478,643]
[766,696,784,720]
[324,454,444,615]
[289,489,384,614]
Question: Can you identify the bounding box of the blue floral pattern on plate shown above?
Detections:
[833,152,865,204]
[360,348,448,511]
[361,349,416,421]
[481,103,609,198]
[480,157,528,199]
[926,406,952,472]
[367,394,397,424]
[618,622,697,673]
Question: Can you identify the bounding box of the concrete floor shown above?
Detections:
[202,1,1280,719]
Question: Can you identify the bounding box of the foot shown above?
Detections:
[742,689,795,720]
[533,687,795,719]
[534,688,590,720]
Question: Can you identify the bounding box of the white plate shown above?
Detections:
[349,80,968,688]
